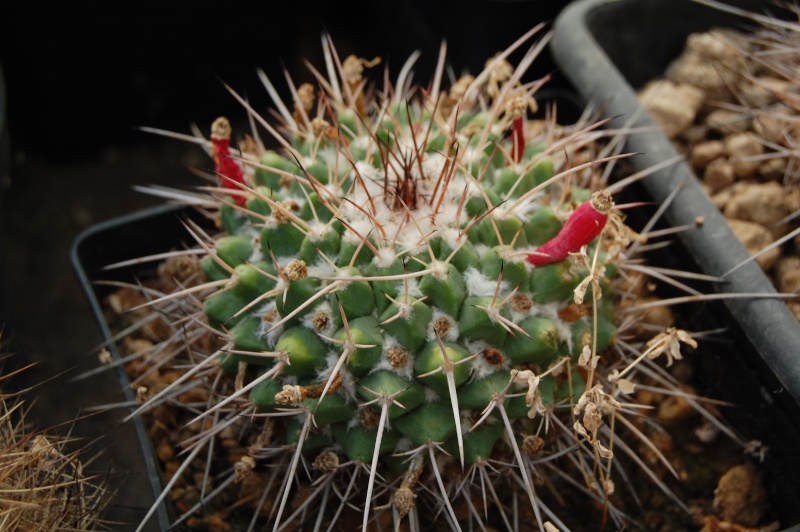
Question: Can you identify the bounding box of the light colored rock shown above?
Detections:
[725,133,764,179]
[723,181,791,229]
[752,109,797,145]
[713,462,767,528]
[727,218,781,271]
[711,186,736,210]
[759,157,788,181]
[690,140,726,170]
[705,109,752,135]
[682,123,711,145]
[667,29,751,100]
[774,256,800,294]
[703,157,735,192]
[684,28,751,62]
[740,76,792,109]
[639,80,705,139]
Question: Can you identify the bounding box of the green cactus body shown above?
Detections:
[198,76,620,511]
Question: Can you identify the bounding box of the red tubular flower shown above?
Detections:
[526,190,614,266]
[506,97,529,165]
[211,117,247,206]
[511,116,525,164]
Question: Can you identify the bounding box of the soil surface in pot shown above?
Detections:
[637,19,800,320]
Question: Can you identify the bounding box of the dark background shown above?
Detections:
[0,0,573,527]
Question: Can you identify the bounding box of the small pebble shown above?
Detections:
[774,256,800,294]
[703,157,736,192]
[690,140,726,170]
[713,462,767,527]
[723,182,791,231]
[726,218,780,270]
[724,133,764,179]
[639,79,705,139]
[706,109,752,135]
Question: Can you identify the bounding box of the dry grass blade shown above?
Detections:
[0,369,113,531]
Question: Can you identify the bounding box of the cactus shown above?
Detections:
[109,28,750,531]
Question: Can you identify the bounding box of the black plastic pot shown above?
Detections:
[71,203,211,532]
[551,0,800,527]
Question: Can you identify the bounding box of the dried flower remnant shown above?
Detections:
[645,326,697,367]
[234,455,256,483]
[609,327,698,391]
[312,451,339,473]
[296,83,315,115]
[573,384,620,458]
[485,53,514,98]
[275,384,305,406]
[392,457,423,519]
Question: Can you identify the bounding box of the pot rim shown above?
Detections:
[70,203,188,531]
